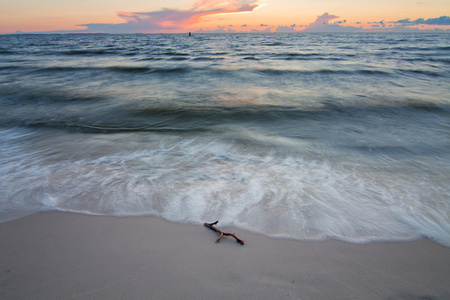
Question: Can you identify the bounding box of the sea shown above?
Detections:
[0,33,449,246]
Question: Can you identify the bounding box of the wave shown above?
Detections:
[0,49,14,55]
[2,102,448,135]
[22,122,207,134]
[404,58,450,65]
[0,66,20,71]
[108,66,193,74]
[9,64,407,78]
[192,57,225,61]
[12,64,446,80]
[273,52,323,58]
[124,65,446,79]
[159,51,190,56]
[397,69,447,78]
[262,42,285,46]
[243,56,261,60]
[21,65,196,75]
[388,46,450,52]
[31,66,93,73]
[256,68,393,76]
[1,125,449,246]
[60,49,121,56]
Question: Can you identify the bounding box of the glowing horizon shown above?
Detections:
[1,0,450,34]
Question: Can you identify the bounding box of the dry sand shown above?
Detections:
[1,211,449,299]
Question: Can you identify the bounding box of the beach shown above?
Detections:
[1,33,449,299]
[1,211,449,299]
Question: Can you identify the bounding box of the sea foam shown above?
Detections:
[1,127,448,246]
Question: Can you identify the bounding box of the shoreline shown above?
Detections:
[1,211,449,299]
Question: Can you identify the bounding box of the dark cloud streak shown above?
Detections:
[393,16,450,26]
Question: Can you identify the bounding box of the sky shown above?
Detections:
[1,0,450,34]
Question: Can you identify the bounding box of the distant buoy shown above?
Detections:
[189,32,191,36]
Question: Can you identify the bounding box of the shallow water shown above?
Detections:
[0,33,449,245]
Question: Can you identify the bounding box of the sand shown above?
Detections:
[1,211,449,299]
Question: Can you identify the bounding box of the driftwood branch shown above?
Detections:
[204,221,244,245]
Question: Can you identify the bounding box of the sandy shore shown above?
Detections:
[1,212,449,299]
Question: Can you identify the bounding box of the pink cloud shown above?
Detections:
[303,12,361,32]
[79,0,260,33]
[309,12,340,27]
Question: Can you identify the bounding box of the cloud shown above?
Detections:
[275,25,296,33]
[251,26,274,33]
[78,0,260,33]
[195,25,237,33]
[300,13,449,33]
[369,20,386,28]
[392,16,450,26]
[309,12,340,26]
[303,12,361,32]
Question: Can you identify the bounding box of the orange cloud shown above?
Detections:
[79,0,260,33]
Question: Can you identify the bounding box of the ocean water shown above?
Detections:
[0,33,449,246]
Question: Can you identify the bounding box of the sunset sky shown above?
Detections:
[1,0,450,34]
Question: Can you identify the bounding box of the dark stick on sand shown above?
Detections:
[204,221,244,245]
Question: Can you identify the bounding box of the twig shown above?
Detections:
[203,221,244,245]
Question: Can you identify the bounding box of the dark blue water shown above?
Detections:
[0,33,449,245]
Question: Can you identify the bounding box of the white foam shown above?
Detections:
[0,128,449,247]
